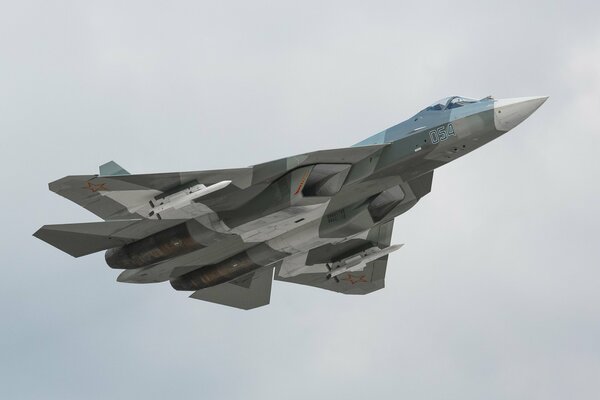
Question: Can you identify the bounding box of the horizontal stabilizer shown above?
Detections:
[33,219,185,257]
[190,266,274,310]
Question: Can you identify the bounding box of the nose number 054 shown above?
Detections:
[429,123,455,144]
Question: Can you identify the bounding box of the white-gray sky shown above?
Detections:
[1,1,599,399]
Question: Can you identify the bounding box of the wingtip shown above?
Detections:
[32,226,44,238]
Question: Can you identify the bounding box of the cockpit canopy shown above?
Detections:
[422,96,479,112]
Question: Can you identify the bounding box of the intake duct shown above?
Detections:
[368,186,405,222]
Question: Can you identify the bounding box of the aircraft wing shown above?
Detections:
[274,220,396,295]
[47,145,386,222]
[49,166,253,221]
[168,220,395,309]
[33,219,186,257]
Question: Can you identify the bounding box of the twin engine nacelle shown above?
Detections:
[105,222,205,270]
[104,220,268,291]
[170,252,261,291]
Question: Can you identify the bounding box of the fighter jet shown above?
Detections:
[34,95,547,309]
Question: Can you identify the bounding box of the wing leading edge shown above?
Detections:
[33,219,186,257]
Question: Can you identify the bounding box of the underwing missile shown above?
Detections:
[327,244,403,279]
[149,180,231,217]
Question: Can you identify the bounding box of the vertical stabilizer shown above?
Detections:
[99,161,130,176]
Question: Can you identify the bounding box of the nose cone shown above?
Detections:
[494,96,548,132]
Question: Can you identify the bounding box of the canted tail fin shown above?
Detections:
[99,161,130,176]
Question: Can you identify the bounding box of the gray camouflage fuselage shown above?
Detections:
[34,95,547,309]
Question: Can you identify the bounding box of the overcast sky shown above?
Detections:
[1,1,599,399]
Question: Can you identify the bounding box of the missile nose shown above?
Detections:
[494,96,548,132]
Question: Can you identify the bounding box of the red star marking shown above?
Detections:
[341,274,368,285]
[83,181,108,192]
